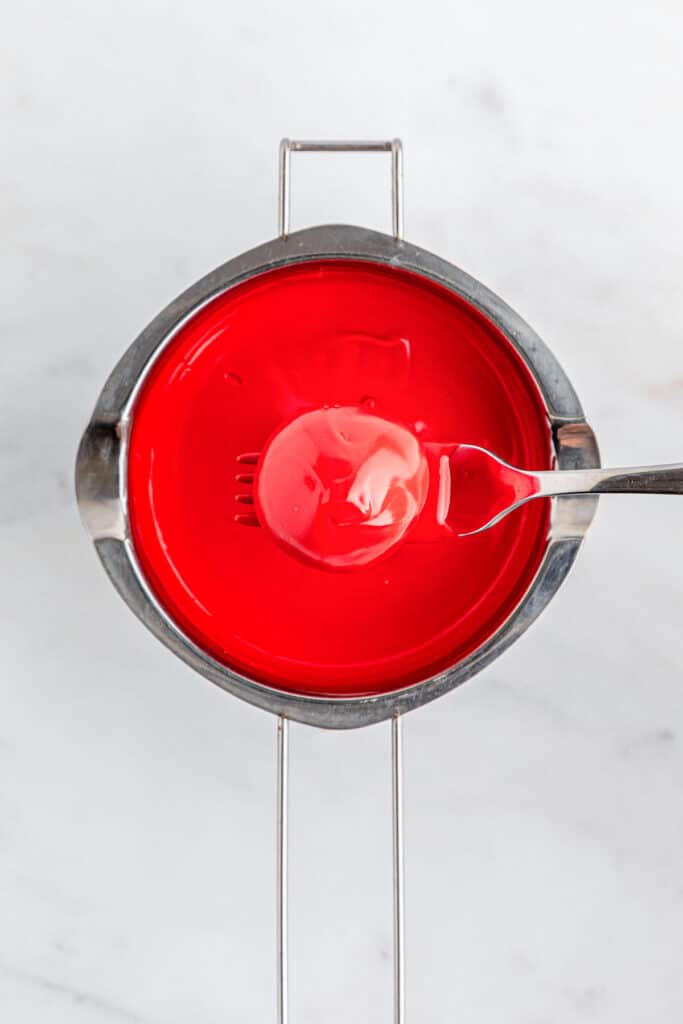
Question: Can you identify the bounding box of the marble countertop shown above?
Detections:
[2,1,683,1020]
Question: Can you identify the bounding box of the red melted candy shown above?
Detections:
[128,260,552,697]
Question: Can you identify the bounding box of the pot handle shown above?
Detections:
[278,137,404,239]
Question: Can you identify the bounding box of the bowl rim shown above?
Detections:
[75,223,600,729]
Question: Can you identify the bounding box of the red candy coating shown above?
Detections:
[255,405,430,569]
[127,259,552,697]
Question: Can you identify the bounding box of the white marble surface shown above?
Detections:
[3,1,683,1020]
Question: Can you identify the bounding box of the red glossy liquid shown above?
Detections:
[128,260,552,697]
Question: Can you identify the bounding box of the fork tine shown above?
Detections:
[235,494,255,505]
[235,473,254,484]
[234,513,260,526]
[237,452,260,465]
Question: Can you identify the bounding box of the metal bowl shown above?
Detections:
[75,223,600,729]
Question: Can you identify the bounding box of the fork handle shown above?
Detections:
[535,464,683,497]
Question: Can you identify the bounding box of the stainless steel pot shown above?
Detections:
[74,140,602,1024]
[76,179,599,731]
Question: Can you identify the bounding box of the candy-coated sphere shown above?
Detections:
[256,407,429,569]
